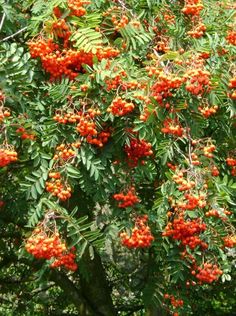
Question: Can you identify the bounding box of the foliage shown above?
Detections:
[0,0,236,315]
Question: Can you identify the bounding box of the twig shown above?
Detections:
[0,13,6,32]
[1,26,28,42]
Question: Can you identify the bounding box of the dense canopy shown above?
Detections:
[0,0,235,315]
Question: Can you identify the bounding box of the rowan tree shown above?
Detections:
[0,0,235,315]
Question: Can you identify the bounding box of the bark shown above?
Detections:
[78,250,117,316]
[49,269,94,315]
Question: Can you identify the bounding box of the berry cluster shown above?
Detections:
[67,0,90,17]
[198,104,218,118]
[177,193,206,210]
[113,187,139,208]
[0,90,5,103]
[46,173,72,201]
[226,157,236,166]
[182,0,204,16]
[226,157,236,176]
[0,107,10,122]
[205,209,220,217]
[53,144,76,161]
[120,215,154,248]
[16,127,35,140]
[187,22,206,38]
[211,165,219,176]
[111,14,129,30]
[172,172,195,191]
[228,77,236,100]
[105,71,127,91]
[194,263,222,283]
[53,110,81,124]
[0,147,18,167]
[185,69,211,95]
[25,227,77,271]
[50,247,78,271]
[163,294,184,308]
[151,73,183,105]
[50,19,71,42]
[161,118,184,137]
[86,130,110,147]
[223,236,236,248]
[190,152,201,166]
[163,216,207,250]
[226,30,236,46]
[107,97,135,116]
[25,228,66,260]
[124,137,153,167]
[203,144,216,158]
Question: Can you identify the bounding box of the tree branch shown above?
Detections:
[1,26,28,42]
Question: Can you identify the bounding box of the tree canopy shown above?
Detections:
[0,0,236,315]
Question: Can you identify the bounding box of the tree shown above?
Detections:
[0,0,236,315]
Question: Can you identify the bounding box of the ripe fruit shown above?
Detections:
[113,187,139,208]
[0,146,18,167]
[120,215,154,248]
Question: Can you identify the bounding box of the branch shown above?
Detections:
[0,13,6,32]
[1,26,28,42]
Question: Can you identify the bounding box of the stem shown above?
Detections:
[1,26,28,42]
[0,13,6,32]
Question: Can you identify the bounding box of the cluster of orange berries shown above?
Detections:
[198,104,218,118]
[25,227,77,271]
[226,30,236,46]
[190,152,201,166]
[172,172,195,191]
[228,77,236,100]
[120,215,154,248]
[50,19,71,41]
[25,228,66,259]
[46,172,72,201]
[113,187,139,208]
[0,90,5,102]
[205,209,220,218]
[185,69,211,95]
[67,0,90,17]
[164,294,184,308]
[211,165,220,176]
[223,236,236,248]
[86,130,111,147]
[124,137,153,167]
[167,162,177,171]
[226,157,236,166]
[0,147,18,167]
[50,247,77,271]
[53,144,77,161]
[163,216,207,250]
[203,144,216,158]
[16,126,35,140]
[111,14,129,30]
[105,71,127,91]
[107,97,135,116]
[0,107,10,122]
[194,263,222,283]
[182,0,204,16]
[30,40,94,80]
[53,110,81,124]
[226,157,236,176]
[161,118,184,137]
[151,74,183,105]
[187,22,206,38]
[76,109,101,138]
[154,38,170,53]
[177,193,206,210]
